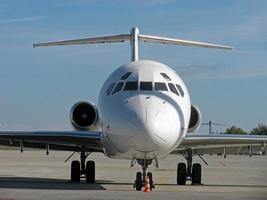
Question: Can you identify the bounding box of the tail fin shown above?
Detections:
[33,27,234,61]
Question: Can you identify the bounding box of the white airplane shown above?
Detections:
[0,27,266,191]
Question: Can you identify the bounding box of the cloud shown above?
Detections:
[0,16,44,24]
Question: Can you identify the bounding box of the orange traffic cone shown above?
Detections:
[143,176,151,192]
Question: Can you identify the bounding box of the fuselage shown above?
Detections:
[98,60,191,160]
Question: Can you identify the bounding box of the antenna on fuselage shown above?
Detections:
[33,27,234,62]
[201,121,231,134]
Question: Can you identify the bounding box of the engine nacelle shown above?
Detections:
[70,101,99,131]
[188,105,202,133]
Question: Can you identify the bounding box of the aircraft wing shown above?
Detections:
[0,131,104,153]
[174,134,267,155]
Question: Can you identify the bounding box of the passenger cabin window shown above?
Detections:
[120,72,132,80]
[168,83,179,96]
[140,82,152,91]
[155,82,168,91]
[112,82,124,95]
[124,81,138,91]
[160,73,171,81]
[176,84,184,97]
[106,82,116,96]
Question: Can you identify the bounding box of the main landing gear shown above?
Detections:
[134,159,155,191]
[71,148,95,183]
[177,149,202,185]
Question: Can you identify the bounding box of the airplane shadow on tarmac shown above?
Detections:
[0,176,107,190]
[0,176,266,190]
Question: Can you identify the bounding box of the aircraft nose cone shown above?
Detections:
[142,107,181,151]
[122,95,183,156]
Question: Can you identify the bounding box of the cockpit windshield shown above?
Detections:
[106,82,116,95]
[140,82,152,91]
[124,82,138,91]
[112,82,124,94]
[155,82,168,91]
[120,72,132,80]
[108,73,184,98]
[160,73,171,81]
[168,83,179,96]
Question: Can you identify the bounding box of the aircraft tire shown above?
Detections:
[192,163,201,185]
[177,162,186,185]
[86,160,95,183]
[147,172,154,190]
[71,160,81,182]
[135,172,142,191]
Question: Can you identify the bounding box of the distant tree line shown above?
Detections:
[225,123,267,135]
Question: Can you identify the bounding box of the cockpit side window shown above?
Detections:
[160,73,171,81]
[176,84,184,97]
[155,82,168,91]
[120,72,132,80]
[124,81,138,91]
[112,82,124,95]
[140,82,152,91]
[106,82,116,96]
[168,83,180,96]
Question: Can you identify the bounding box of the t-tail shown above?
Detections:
[33,27,234,62]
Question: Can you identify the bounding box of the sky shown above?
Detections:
[0,0,266,133]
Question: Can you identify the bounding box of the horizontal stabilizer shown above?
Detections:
[33,34,130,48]
[139,34,234,50]
[33,27,234,61]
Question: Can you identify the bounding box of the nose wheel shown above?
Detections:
[135,172,142,191]
[133,159,155,191]
[70,148,95,183]
[177,149,202,185]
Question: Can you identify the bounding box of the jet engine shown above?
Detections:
[70,101,99,131]
[188,105,202,133]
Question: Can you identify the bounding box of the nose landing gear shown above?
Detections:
[70,148,95,183]
[177,149,202,185]
[133,159,155,191]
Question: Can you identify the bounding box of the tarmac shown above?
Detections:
[0,150,266,200]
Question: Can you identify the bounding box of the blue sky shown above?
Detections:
[0,0,266,132]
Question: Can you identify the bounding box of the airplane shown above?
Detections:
[0,27,266,191]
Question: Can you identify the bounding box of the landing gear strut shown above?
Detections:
[71,148,95,183]
[177,149,202,185]
[134,159,155,191]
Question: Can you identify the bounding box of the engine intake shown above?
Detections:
[70,101,99,130]
[188,105,202,133]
